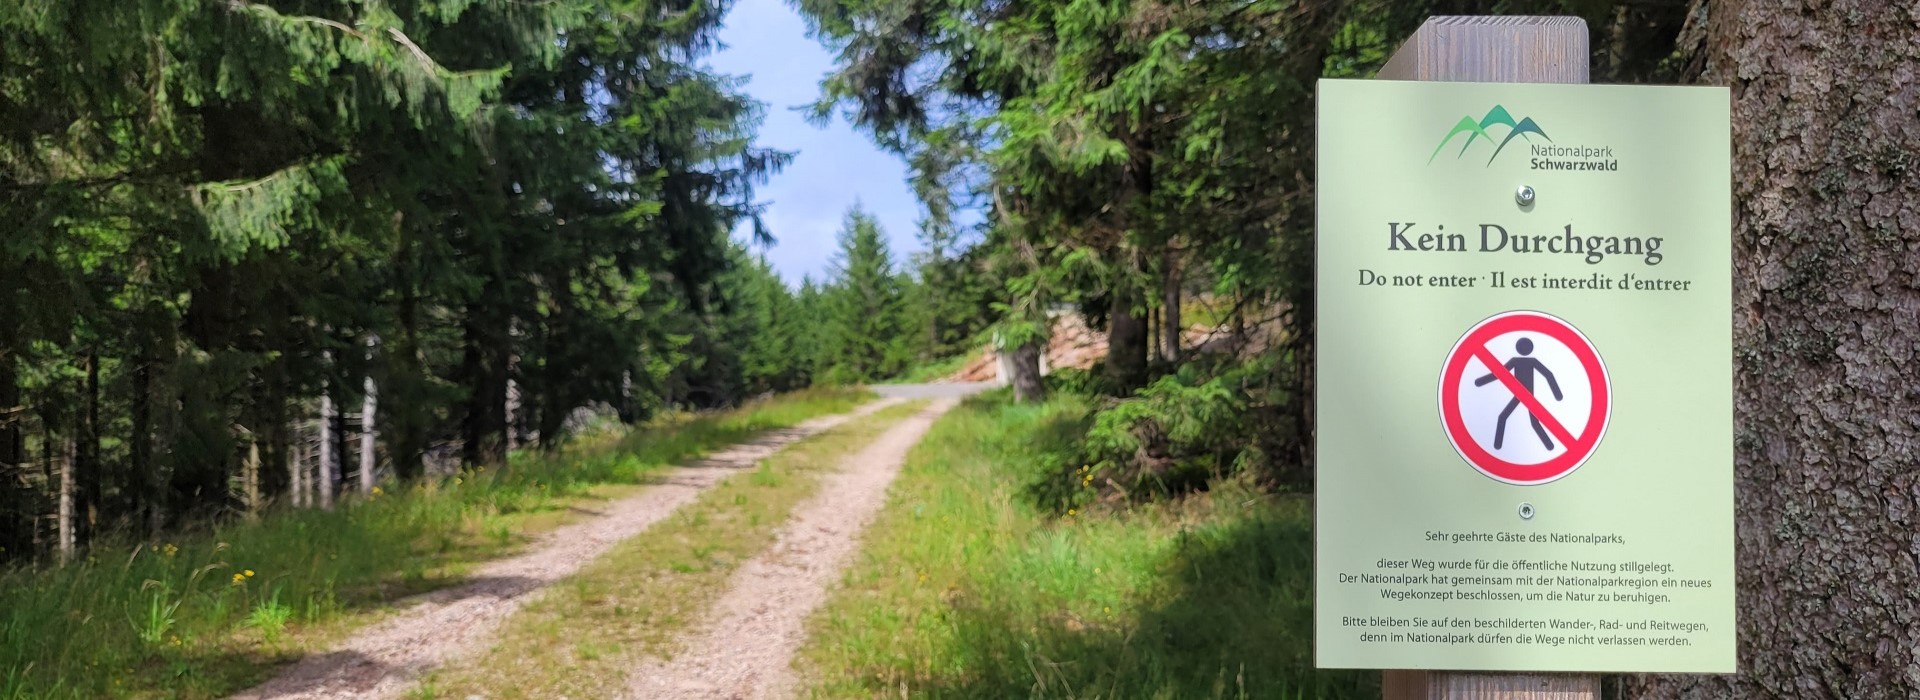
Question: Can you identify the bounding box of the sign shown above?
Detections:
[1438,310,1610,486]
[1314,79,1734,674]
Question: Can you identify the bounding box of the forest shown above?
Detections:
[3,0,1916,697]
[0,0,967,562]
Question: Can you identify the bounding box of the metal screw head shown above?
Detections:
[1518,502,1536,520]
[1516,185,1537,207]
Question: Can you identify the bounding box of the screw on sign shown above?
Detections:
[1437,310,1611,485]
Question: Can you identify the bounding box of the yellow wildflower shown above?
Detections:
[244,570,255,578]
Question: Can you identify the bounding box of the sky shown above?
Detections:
[706,0,924,285]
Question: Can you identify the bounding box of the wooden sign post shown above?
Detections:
[1375,16,1598,700]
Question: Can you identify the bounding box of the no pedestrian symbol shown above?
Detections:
[1438,311,1611,485]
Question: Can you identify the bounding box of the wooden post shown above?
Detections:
[1375,15,1599,700]
[1377,16,1589,84]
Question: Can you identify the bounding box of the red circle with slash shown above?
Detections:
[1438,310,1610,485]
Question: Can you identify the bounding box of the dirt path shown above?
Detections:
[230,399,902,700]
[620,398,959,700]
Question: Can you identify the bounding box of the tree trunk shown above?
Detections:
[1007,341,1046,403]
[1161,254,1182,363]
[55,436,73,565]
[287,426,305,508]
[390,227,428,482]
[1626,2,1920,697]
[131,346,162,534]
[317,392,335,510]
[505,373,520,452]
[360,373,377,494]
[241,428,260,520]
[618,370,636,424]
[80,352,99,544]
[1106,283,1150,391]
[331,404,348,493]
[460,299,508,467]
[0,351,25,556]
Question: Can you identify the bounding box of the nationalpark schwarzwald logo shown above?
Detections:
[1428,105,1620,171]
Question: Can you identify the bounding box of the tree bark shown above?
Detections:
[288,426,305,508]
[360,371,377,494]
[1008,341,1046,403]
[131,345,162,534]
[317,392,334,510]
[0,351,25,556]
[241,427,260,520]
[1626,2,1920,697]
[1106,283,1150,391]
[618,370,637,424]
[460,299,509,467]
[56,436,73,565]
[80,352,99,544]
[0,352,17,471]
[1145,293,1157,366]
[1161,253,1182,363]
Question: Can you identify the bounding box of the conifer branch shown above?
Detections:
[225,0,369,40]
[386,27,441,74]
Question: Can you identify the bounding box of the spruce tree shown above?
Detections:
[821,207,909,383]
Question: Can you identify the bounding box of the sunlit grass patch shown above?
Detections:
[798,391,1375,699]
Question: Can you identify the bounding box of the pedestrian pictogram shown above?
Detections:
[1438,311,1610,485]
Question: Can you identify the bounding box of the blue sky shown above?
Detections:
[707,0,923,285]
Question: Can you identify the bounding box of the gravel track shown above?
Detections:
[228,399,902,700]
[620,398,960,700]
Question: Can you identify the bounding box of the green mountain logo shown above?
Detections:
[1428,105,1552,165]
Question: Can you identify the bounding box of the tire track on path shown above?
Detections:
[230,398,903,700]
[620,398,960,700]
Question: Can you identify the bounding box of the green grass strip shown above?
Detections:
[796,392,1377,699]
[409,400,929,700]
[0,387,870,700]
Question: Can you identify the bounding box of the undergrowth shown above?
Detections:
[1034,355,1303,511]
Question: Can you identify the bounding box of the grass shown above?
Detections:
[410,400,930,699]
[797,391,1376,699]
[0,387,870,700]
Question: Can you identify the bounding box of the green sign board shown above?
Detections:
[1314,79,1734,673]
